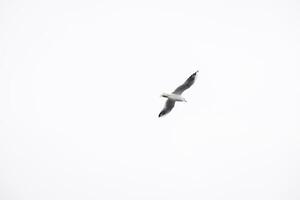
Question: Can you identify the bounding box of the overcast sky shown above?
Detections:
[0,0,300,199]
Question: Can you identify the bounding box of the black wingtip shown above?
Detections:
[189,71,198,79]
[158,111,166,117]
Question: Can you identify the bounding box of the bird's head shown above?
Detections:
[160,93,169,98]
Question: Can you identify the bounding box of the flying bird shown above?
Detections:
[159,70,198,117]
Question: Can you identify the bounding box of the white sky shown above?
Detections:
[0,0,300,199]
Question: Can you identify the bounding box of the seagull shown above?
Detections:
[159,70,199,117]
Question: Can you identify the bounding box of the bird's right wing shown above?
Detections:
[158,99,175,117]
[173,71,198,95]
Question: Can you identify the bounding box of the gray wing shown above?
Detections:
[158,99,176,117]
[173,71,198,95]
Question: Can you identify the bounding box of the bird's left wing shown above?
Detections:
[158,99,175,117]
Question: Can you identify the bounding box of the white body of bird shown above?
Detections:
[161,93,187,102]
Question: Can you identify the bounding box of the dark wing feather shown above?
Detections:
[158,99,175,117]
[173,71,198,95]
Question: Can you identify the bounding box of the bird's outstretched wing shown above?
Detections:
[173,71,198,95]
[158,99,176,117]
